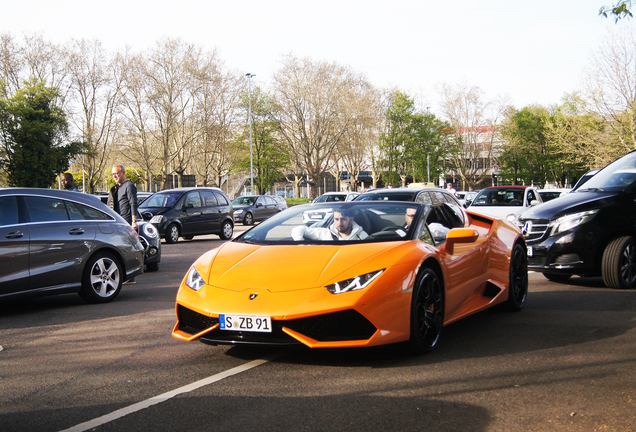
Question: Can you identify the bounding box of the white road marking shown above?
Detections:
[59,351,285,432]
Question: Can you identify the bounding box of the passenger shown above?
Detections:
[292,208,368,241]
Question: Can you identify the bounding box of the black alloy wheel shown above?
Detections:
[603,236,636,289]
[506,243,528,311]
[409,267,444,354]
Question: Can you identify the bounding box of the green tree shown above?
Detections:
[600,1,633,21]
[238,87,289,194]
[0,80,85,187]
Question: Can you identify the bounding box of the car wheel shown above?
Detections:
[506,243,528,311]
[79,252,123,304]
[243,212,253,225]
[544,272,572,282]
[165,223,179,244]
[602,236,636,289]
[409,267,444,354]
[146,262,159,272]
[219,220,233,240]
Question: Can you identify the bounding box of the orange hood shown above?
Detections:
[203,241,403,293]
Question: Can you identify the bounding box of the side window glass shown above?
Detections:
[443,203,465,227]
[431,192,446,204]
[25,197,70,222]
[200,191,218,207]
[0,197,19,226]
[257,197,265,205]
[527,190,536,202]
[214,192,229,205]
[416,192,432,204]
[185,192,202,208]
[266,197,275,205]
[67,202,113,221]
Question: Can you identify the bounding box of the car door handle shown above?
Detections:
[5,231,24,239]
[69,228,85,235]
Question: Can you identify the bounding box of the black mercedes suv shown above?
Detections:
[517,151,636,289]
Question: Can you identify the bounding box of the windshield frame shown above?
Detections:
[234,201,427,245]
[574,152,636,193]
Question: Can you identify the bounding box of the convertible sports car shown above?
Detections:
[172,201,528,353]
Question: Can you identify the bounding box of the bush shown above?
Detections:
[286,198,311,206]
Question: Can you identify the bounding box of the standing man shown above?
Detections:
[446,183,457,195]
[108,165,138,231]
[61,173,80,192]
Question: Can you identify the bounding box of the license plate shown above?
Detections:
[311,214,323,219]
[219,314,272,332]
[527,246,533,257]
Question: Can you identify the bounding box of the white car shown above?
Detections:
[302,192,360,225]
[538,188,572,203]
[468,186,542,223]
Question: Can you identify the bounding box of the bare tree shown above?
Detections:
[583,29,636,154]
[64,39,123,192]
[273,55,371,199]
[438,83,506,190]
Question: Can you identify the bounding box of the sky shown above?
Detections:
[1,0,632,113]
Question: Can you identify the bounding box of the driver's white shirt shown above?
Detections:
[292,222,368,241]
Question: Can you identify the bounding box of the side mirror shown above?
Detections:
[184,203,194,210]
[445,228,479,255]
[530,200,540,206]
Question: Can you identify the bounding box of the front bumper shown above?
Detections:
[525,228,598,276]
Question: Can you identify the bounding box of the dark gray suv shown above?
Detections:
[0,188,144,303]
[138,187,234,243]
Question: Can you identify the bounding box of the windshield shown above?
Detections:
[314,194,347,203]
[471,188,525,207]
[235,202,423,245]
[576,153,636,192]
[354,192,417,201]
[232,196,257,205]
[139,192,183,208]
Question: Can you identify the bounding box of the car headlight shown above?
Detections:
[150,215,163,224]
[185,266,206,291]
[325,270,384,294]
[506,213,518,223]
[142,222,158,238]
[235,209,244,215]
[550,209,599,235]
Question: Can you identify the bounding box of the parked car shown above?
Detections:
[354,187,462,206]
[302,191,361,225]
[455,191,478,208]
[137,191,153,204]
[271,195,288,211]
[0,188,144,303]
[538,188,572,203]
[518,151,636,289]
[231,195,281,225]
[138,187,234,244]
[171,201,527,353]
[93,191,161,271]
[467,186,542,223]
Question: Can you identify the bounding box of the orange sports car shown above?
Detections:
[172,200,528,353]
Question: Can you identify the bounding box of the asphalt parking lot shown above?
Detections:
[1,228,635,432]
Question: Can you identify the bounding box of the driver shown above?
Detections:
[292,208,368,241]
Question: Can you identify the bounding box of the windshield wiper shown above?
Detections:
[578,187,605,192]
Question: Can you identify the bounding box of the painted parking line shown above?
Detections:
[59,351,286,432]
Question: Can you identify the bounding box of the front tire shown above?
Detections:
[506,243,528,311]
[165,223,180,244]
[243,212,253,225]
[409,267,444,354]
[79,252,123,303]
[602,236,636,289]
[219,220,233,240]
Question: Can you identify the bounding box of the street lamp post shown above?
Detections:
[246,73,255,194]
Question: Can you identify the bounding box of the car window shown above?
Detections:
[430,192,447,204]
[184,192,202,208]
[232,196,257,205]
[140,192,182,208]
[66,202,112,220]
[355,192,417,201]
[0,197,19,226]
[214,192,229,205]
[416,191,433,204]
[527,190,537,202]
[200,190,218,207]
[25,196,70,222]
